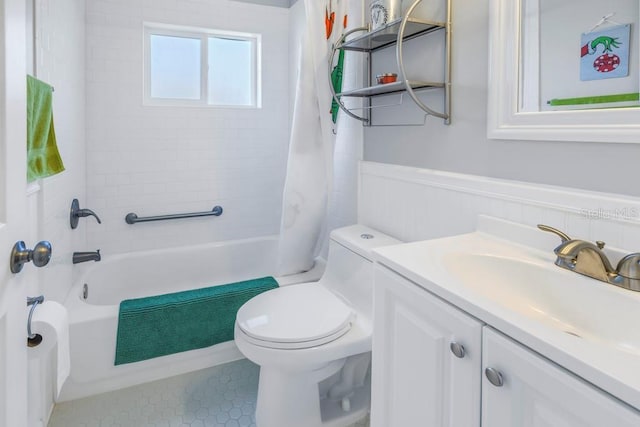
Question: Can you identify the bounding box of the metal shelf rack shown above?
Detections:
[329,0,451,125]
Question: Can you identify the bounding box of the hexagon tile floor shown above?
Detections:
[48,359,370,427]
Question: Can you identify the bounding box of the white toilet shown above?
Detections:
[234,225,400,427]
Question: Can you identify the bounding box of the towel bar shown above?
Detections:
[125,205,223,224]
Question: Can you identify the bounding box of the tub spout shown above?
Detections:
[73,250,101,264]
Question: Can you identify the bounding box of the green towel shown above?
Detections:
[26,75,65,182]
[114,276,279,365]
[330,48,345,123]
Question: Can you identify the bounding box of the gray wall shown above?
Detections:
[364,0,640,198]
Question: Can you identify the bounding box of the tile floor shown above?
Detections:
[49,359,370,427]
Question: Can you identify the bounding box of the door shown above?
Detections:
[371,266,483,427]
[482,327,640,426]
[0,0,30,425]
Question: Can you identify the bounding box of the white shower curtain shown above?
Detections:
[277,0,348,276]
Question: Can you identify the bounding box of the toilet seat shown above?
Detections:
[236,284,355,350]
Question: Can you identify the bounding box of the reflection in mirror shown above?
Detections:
[520,0,639,112]
[488,0,640,142]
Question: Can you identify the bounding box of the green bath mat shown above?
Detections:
[115,276,278,365]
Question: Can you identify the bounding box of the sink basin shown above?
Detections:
[443,253,640,356]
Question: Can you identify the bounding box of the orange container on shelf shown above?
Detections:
[376,73,398,84]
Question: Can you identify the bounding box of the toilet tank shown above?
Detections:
[320,225,401,320]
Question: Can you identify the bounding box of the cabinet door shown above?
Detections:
[371,266,483,427]
[482,327,640,427]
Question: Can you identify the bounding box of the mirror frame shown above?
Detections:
[487,0,640,143]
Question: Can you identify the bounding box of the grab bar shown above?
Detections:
[125,205,223,225]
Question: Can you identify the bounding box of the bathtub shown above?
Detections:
[59,236,323,402]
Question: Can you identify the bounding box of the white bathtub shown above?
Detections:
[59,236,314,402]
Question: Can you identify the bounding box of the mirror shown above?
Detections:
[488,0,640,142]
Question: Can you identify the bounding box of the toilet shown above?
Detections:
[234,225,401,427]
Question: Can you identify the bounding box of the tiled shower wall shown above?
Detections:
[85,0,290,255]
[359,161,640,252]
[34,0,87,304]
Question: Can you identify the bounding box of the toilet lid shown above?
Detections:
[236,284,354,349]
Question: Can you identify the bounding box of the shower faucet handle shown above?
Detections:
[70,199,102,229]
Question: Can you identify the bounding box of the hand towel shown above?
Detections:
[26,75,65,182]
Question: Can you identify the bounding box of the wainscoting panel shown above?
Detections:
[359,162,640,253]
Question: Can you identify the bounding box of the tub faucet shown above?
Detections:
[538,224,640,291]
[73,250,101,264]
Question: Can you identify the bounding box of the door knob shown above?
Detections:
[10,241,52,273]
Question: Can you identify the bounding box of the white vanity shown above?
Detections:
[370,216,640,426]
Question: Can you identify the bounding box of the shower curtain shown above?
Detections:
[277,0,350,276]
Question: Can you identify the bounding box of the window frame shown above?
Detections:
[143,22,262,109]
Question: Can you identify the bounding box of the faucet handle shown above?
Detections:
[616,253,640,279]
[537,224,571,242]
[70,199,102,229]
[77,209,102,224]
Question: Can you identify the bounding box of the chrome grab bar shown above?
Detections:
[125,205,223,225]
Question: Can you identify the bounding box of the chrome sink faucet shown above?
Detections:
[538,224,640,291]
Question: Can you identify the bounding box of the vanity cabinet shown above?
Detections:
[371,265,482,427]
[482,327,640,427]
[372,265,640,427]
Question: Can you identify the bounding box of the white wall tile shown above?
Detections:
[85,0,291,255]
[35,0,87,302]
[32,2,87,425]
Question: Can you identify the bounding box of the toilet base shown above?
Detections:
[319,377,370,427]
[255,360,370,427]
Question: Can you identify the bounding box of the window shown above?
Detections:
[144,23,261,108]
[149,34,202,100]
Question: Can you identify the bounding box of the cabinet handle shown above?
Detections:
[485,367,504,387]
[450,342,466,358]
